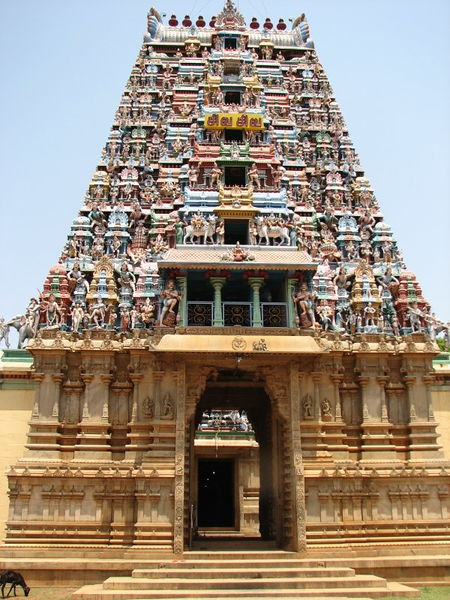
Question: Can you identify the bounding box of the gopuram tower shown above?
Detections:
[5,1,449,555]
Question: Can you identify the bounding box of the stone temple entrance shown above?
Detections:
[187,371,294,548]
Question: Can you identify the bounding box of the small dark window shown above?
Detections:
[224,166,246,186]
[224,219,248,244]
[224,91,241,104]
[224,129,243,142]
[224,63,240,76]
[224,38,237,49]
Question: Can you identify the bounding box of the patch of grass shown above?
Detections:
[380,586,450,600]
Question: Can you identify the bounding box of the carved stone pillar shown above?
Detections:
[290,368,307,553]
[248,276,265,328]
[359,375,396,461]
[173,368,186,554]
[144,369,165,458]
[209,276,227,327]
[59,381,83,456]
[404,375,443,460]
[301,372,330,459]
[321,374,349,460]
[30,372,44,421]
[331,374,343,423]
[26,371,64,457]
[287,278,297,328]
[110,381,133,458]
[126,373,146,459]
[422,375,437,422]
[75,371,113,459]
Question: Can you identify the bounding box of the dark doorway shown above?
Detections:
[224,91,241,104]
[224,166,246,186]
[224,37,237,49]
[198,459,234,527]
[224,129,243,142]
[194,380,277,542]
[224,219,248,244]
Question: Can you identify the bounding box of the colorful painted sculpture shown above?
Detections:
[3,0,444,345]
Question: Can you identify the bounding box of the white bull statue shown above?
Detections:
[254,216,290,246]
[183,215,218,244]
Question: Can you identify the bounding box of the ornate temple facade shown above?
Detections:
[5,2,449,554]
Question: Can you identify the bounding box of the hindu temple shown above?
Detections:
[1,3,449,597]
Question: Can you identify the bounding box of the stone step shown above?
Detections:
[183,550,297,560]
[132,566,356,579]
[138,557,328,569]
[72,581,419,599]
[102,574,390,590]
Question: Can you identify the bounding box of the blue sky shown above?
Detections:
[0,0,449,339]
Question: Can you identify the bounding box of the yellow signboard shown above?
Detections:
[204,112,264,131]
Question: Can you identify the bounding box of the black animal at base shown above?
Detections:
[0,571,30,597]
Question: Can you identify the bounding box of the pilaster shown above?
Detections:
[26,371,64,457]
[404,374,444,460]
[359,374,397,462]
[248,276,264,328]
[286,278,297,328]
[75,370,112,458]
[320,374,350,460]
[176,275,187,326]
[209,276,227,327]
[300,372,331,460]
[289,367,306,553]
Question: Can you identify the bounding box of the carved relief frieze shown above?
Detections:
[81,353,115,375]
[33,351,67,374]
[161,393,175,419]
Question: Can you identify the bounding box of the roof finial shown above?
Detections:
[215,0,246,29]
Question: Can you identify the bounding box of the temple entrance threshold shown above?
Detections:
[188,373,295,550]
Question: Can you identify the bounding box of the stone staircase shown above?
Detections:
[72,550,420,599]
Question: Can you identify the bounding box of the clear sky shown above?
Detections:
[0,0,449,345]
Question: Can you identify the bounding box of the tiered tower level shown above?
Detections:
[4,2,449,553]
[18,0,443,338]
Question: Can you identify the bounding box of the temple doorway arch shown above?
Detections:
[184,367,298,550]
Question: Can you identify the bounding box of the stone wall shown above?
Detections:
[0,388,35,541]
[433,388,450,458]
[0,341,449,550]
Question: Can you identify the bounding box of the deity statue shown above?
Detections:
[161,393,174,419]
[363,302,377,328]
[377,267,399,300]
[159,280,181,326]
[0,318,10,348]
[90,296,107,327]
[118,262,136,293]
[210,162,222,187]
[25,297,40,334]
[333,266,350,296]
[270,165,285,188]
[302,394,313,419]
[71,302,85,332]
[293,283,316,328]
[320,398,332,419]
[408,302,422,332]
[87,202,106,228]
[248,164,260,189]
[130,306,140,329]
[188,164,199,188]
[317,301,335,331]
[45,294,62,327]
[140,298,156,328]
